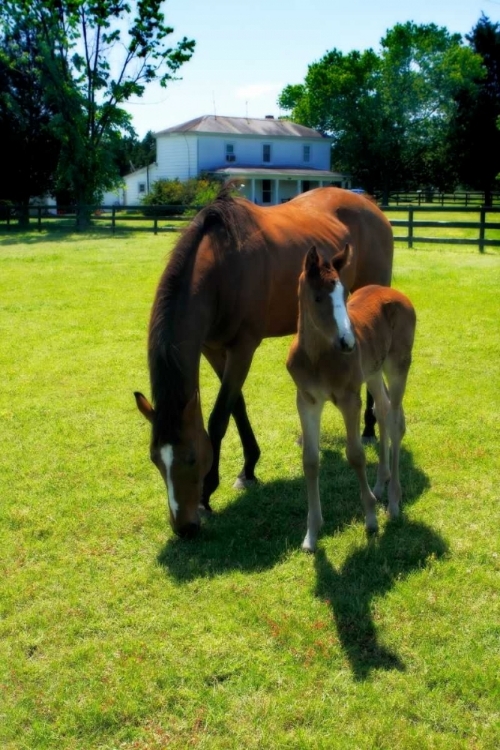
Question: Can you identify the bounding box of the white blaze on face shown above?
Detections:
[330,282,355,349]
[160,444,179,519]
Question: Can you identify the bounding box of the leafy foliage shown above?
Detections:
[278,22,483,200]
[448,14,500,204]
[0,1,195,227]
[141,177,222,215]
[0,21,60,222]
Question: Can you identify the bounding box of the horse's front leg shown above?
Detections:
[202,338,257,508]
[296,390,325,552]
[203,346,261,491]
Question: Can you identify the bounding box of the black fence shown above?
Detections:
[383,205,500,253]
[2,201,500,253]
[385,190,500,207]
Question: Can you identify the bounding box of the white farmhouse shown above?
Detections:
[121,115,349,207]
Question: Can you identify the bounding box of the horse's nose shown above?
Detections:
[340,336,355,352]
[176,521,201,539]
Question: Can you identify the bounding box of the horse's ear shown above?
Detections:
[332,243,351,273]
[134,392,155,423]
[305,245,321,275]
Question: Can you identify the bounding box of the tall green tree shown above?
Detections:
[449,15,500,205]
[279,23,482,201]
[0,1,195,228]
[0,22,60,225]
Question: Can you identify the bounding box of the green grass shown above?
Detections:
[0,228,499,749]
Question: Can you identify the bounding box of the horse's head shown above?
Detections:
[300,244,356,353]
[134,391,213,538]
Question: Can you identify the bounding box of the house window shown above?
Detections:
[303,145,311,163]
[263,144,271,163]
[262,179,272,204]
[138,182,146,194]
[302,180,311,193]
[225,143,236,162]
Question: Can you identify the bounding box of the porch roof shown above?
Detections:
[211,167,344,179]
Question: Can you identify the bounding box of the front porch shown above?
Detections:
[212,167,351,206]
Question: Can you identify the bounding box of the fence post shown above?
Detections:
[154,211,158,235]
[479,206,486,254]
[111,205,116,234]
[408,207,414,249]
[38,206,42,232]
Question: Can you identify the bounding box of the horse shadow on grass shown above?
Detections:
[157,437,448,680]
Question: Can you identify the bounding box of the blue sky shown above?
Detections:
[123,0,500,138]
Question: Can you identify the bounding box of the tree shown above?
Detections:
[449,15,500,205]
[113,130,156,177]
[278,23,482,201]
[0,21,60,225]
[0,1,195,229]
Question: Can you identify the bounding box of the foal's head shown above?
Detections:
[134,391,213,538]
[300,244,356,352]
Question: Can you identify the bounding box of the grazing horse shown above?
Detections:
[134,186,393,538]
[286,245,416,552]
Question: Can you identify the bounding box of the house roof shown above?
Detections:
[155,115,327,139]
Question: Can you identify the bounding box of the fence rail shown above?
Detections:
[2,202,500,253]
[384,190,500,207]
[382,205,500,253]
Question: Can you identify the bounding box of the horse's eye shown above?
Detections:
[184,453,196,467]
[315,295,322,303]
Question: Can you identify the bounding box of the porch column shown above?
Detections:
[251,179,256,203]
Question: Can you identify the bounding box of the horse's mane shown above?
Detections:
[148,183,254,442]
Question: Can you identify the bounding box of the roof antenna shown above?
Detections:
[212,91,217,118]
[245,100,248,118]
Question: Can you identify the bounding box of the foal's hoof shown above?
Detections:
[233,476,258,491]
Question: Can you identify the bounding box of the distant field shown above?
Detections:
[0,228,499,749]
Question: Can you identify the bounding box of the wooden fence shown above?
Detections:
[385,190,500,207]
[384,205,500,253]
[2,203,500,253]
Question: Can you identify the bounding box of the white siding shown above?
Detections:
[156,135,199,180]
[198,134,330,171]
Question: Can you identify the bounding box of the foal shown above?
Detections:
[287,246,416,552]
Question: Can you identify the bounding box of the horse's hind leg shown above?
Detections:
[366,374,391,500]
[296,390,325,552]
[337,391,378,534]
[203,346,261,492]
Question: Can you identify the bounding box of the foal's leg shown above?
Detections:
[366,374,391,500]
[202,337,257,506]
[203,346,261,491]
[384,361,409,519]
[337,390,378,533]
[296,390,325,552]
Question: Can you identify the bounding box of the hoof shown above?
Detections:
[361,435,377,446]
[232,476,258,491]
[198,503,213,517]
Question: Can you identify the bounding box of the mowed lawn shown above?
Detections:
[0,227,499,749]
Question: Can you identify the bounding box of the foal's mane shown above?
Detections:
[148,184,254,442]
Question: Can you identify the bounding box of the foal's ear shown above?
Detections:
[332,243,351,273]
[134,391,155,423]
[304,245,321,275]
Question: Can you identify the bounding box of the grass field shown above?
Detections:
[0,227,499,749]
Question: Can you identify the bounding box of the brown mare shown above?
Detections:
[135,186,393,538]
[287,245,416,552]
